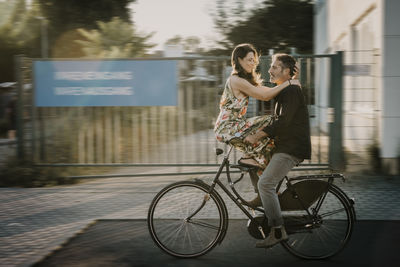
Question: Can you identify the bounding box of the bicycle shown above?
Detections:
[147,138,356,260]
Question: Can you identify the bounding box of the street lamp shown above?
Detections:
[35,16,48,58]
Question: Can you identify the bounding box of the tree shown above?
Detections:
[0,1,15,25]
[12,0,45,56]
[37,0,136,57]
[165,35,202,54]
[210,0,313,55]
[209,0,251,54]
[183,37,202,53]
[0,0,40,82]
[76,17,155,58]
[38,0,135,30]
[165,35,183,45]
[0,0,151,82]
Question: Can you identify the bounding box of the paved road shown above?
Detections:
[33,220,400,267]
[1,168,400,267]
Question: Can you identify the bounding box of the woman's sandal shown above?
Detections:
[238,157,262,169]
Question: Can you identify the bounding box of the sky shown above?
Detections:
[129,0,264,51]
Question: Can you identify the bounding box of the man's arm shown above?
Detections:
[262,86,300,138]
[245,86,300,144]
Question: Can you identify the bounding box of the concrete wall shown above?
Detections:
[314,0,400,173]
[327,0,380,50]
[381,0,400,173]
[314,0,330,133]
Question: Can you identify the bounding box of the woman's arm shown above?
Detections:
[230,76,300,101]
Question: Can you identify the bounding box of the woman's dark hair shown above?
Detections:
[273,53,297,77]
[231,43,262,86]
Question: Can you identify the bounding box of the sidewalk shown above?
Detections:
[0,167,399,267]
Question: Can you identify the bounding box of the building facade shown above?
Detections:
[315,0,400,174]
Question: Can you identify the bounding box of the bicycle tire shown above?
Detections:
[147,180,228,258]
[281,180,354,259]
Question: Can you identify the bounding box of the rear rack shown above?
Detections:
[289,173,345,182]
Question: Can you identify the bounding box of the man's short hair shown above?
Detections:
[273,53,297,77]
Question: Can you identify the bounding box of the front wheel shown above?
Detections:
[147,180,227,258]
[281,182,355,259]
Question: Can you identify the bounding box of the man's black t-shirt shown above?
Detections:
[262,84,311,160]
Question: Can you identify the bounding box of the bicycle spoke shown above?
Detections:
[186,222,214,252]
[319,208,346,218]
[315,227,330,251]
[289,231,308,248]
[188,219,220,231]
[319,223,344,241]
[182,224,191,251]
[282,183,354,259]
[189,223,206,248]
[156,220,183,236]
[148,181,225,258]
[164,221,187,248]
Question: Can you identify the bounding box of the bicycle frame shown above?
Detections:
[207,146,258,216]
[147,141,356,259]
[201,144,354,237]
[198,145,273,239]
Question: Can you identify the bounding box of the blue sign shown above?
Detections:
[34,60,178,106]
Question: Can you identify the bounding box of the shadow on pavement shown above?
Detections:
[33,219,400,267]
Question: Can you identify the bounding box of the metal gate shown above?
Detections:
[14,53,344,177]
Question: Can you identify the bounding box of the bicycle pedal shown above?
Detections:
[248,208,256,216]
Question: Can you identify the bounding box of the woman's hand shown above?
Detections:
[289,79,301,87]
[292,62,300,79]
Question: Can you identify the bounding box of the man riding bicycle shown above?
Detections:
[245,53,311,248]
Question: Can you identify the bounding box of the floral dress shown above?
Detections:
[214,77,275,170]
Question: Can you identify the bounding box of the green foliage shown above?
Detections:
[209,0,248,54]
[0,0,43,50]
[0,0,44,82]
[0,0,146,81]
[211,0,314,55]
[165,35,202,53]
[37,0,136,56]
[76,16,155,58]
[0,1,15,26]
[38,0,135,32]
[0,157,78,187]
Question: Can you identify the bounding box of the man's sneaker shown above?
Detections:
[256,226,288,248]
[247,195,262,208]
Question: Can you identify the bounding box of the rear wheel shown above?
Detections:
[147,180,227,258]
[281,182,354,259]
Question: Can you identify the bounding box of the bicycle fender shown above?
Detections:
[279,180,329,211]
[329,183,357,221]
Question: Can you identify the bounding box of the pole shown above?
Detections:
[35,16,48,161]
[15,55,24,160]
[329,51,345,170]
[36,16,48,58]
